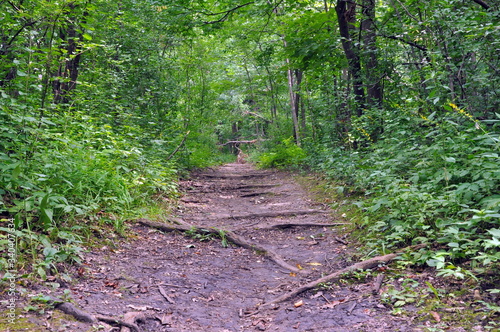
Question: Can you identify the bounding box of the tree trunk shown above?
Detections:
[361,0,382,106]
[286,58,301,146]
[53,2,86,104]
[336,0,365,116]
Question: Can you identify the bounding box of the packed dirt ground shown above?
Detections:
[2,163,496,331]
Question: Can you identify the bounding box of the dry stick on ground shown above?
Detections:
[258,244,429,309]
[372,274,385,295]
[136,218,302,273]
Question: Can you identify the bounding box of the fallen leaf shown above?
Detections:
[320,299,346,309]
[296,236,305,240]
[296,264,303,270]
[430,311,441,322]
[306,262,322,266]
[289,272,297,277]
[294,300,304,307]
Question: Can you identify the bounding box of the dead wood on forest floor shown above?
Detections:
[135,218,302,273]
[257,244,429,309]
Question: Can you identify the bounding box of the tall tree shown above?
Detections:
[336,0,365,116]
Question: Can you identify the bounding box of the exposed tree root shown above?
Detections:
[136,218,302,273]
[250,222,346,230]
[239,192,273,197]
[231,184,279,190]
[258,244,428,309]
[194,209,329,220]
[198,173,270,179]
[49,297,142,332]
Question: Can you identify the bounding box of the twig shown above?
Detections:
[158,286,176,304]
[334,236,348,245]
[166,131,190,162]
[372,274,385,295]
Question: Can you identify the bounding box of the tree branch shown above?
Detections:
[470,0,490,10]
[166,131,190,162]
[379,34,427,52]
[203,1,255,24]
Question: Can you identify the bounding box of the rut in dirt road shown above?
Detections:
[38,163,416,332]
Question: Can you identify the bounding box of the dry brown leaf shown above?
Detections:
[430,311,441,322]
[296,264,303,270]
[294,300,304,307]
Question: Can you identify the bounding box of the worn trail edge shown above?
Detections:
[37,163,420,331]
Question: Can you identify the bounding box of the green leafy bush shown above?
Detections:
[306,107,500,276]
[258,137,306,168]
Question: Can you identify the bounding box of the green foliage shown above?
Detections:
[257,138,306,168]
[307,106,500,276]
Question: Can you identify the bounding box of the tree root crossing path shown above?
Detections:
[48,163,418,331]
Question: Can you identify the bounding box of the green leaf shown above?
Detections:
[487,229,500,238]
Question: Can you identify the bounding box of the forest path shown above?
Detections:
[21,163,417,331]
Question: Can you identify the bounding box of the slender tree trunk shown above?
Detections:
[361,0,382,106]
[286,60,301,146]
[52,2,86,104]
[336,0,365,116]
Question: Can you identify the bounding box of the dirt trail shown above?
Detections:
[9,163,418,331]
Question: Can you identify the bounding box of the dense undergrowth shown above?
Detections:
[0,105,231,279]
[256,107,500,285]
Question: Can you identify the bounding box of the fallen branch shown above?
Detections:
[219,139,258,146]
[258,244,428,308]
[136,218,301,273]
[372,274,385,295]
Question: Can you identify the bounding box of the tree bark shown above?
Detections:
[286,58,302,146]
[53,2,86,104]
[336,0,365,116]
[361,0,382,107]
